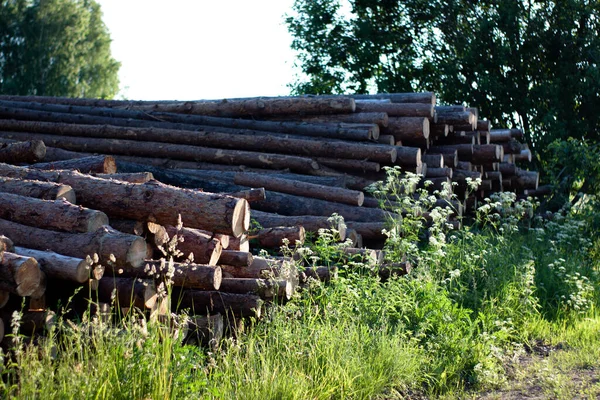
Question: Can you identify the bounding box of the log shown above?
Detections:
[342,247,384,265]
[344,221,386,240]
[422,154,444,168]
[218,250,254,267]
[0,177,76,203]
[377,134,395,145]
[0,164,250,237]
[31,155,117,174]
[127,96,356,117]
[301,265,338,283]
[233,172,364,206]
[97,277,157,310]
[0,140,46,164]
[176,290,263,319]
[515,169,539,190]
[110,219,168,249]
[0,236,14,253]
[378,262,412,281]
[252,226,306,248]
[501,139,523,155]
[0,219,148,268]
[224,188,266,203]
[220,256,296,280]
[0,131,322,174]
[472,144,503,164]
[0,252,43,296]
[250,210,346,239]
[13,247,93,283]
[514,149,532,162]
[163,225,222,266]
[268,112,389,128]
[384,117,429,142]
[141,261,222,291]
[435,111,475,128]
[394,146,422,167]
[426,167,453,178]
[430,124,449,137]
[94,172,154,183]
[184,314,224,348]
[355,102,433,117]
[228,234,250,252]
[351,92,436,105]
[0,292,8,309]
[428,144,473,159]
[0,192,108,233]
[315,157,381,172]
[219,278,293,300]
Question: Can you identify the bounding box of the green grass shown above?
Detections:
[2,176,600,399]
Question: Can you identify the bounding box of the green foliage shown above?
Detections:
[287,0,600,152]
[0,0,120,98]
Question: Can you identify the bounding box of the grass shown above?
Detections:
[1,171,600,399]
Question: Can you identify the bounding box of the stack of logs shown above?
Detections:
[0,93,541,346]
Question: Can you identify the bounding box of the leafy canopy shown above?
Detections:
[0,0,120,98]
[286,0,600,152]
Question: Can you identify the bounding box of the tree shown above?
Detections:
[0,0,120,98]
[286,0,600,153]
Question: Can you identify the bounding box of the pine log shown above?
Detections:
[344,228,360,247]
[252,226,306,248]
[94,172,154,183]
[351,92,436,105]
[378,134,395,145]
[422,154,444,168]
[379,262,413,281]
[0,236,14,253]
[384,117,429,142]
[31,155,116,174]
[224,188,266,203]
[394,146,422,167]
[435,105,466,113]
[176,290,263,319]
[301,265,338,283]
[140,261,222,291]
[514,149,532,162]
[233,172,364,206]
[220,256,297,281]
[0,292,8,309]
[0,219,148,268]
[13,247,93,283]
[430,124,449,137]
[472,144,503,164]
[184,314,224,348]
[524,185,552,197]
[163,225,222,266]
[250,210,346,239]
[315,157,381,172]
[0,192,108,233]
[17,310,55,335]
[267,112,389,128]
[355,102,433,117]
[515,169,539,190]
[228,234,250,252]
[499,162,517,176]
[0,131,322,174]
[344,221,386,240]
[0,140,46,164]
[435,111,476,128]
[0,164,250,237]
[0,252,43,296]
[218,250,254,267]
[429,144,473,159]
[97,277,157,310]
[254,190,393,223]
[110,219,168,249]
[219,278,293,300]
[0,177,76,203]
[501,139,523,155]
[126,96,356,117]
[426,167,453,178]
[489,129,513,142]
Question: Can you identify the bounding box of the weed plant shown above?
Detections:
[1,167,599,399]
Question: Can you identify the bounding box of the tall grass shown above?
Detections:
[2,169,600,399]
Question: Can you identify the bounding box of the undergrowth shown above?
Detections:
[1,166,599,399]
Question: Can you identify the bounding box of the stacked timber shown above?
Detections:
[0,93,540,346]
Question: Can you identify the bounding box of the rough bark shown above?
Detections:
[344,221,386,240]
[0,177,76,203]
[31,155,116,174]
[315,157,381,172]
[355,102,433,117]
[176,290,263,319]
[223,188,266,203]
[218,250,254,267]
[140,261,222,291]
[252,226,306,248]
[394,146,422,167]
[0,219,148,268]
[219,278,293,300]
[97,277,157,310]
[351,92,436,104]
[0,140,46,164]
[13,247,93,283]
[384,117,429,142]
[94,172,154,183]
[0,192,108,233]
[422,154,444,168]
[163,225,223,266]
[184,314,224,348]
[472,145,504,164]
[250,210,346,239]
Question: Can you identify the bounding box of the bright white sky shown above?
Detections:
[96,0,297,101]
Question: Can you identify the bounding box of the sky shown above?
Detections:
[96,1,297,101]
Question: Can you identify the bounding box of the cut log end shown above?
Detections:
[232,198,250,238]
[14,256,42,297]
[126,236,151,269]
[213,266,223,290]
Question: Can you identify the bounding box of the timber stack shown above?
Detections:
[0,93,540,346]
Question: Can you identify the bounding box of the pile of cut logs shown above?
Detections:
[0,93,540,346]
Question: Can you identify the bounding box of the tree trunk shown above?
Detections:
[31,155,117,174]
[0,140,46,164]
[422,154,444,168]
[184,314,224,348]
[266,112,389,128]
[95,172,154,183]
[0,192,108,233]
[351,92,436,105]
[0,219,148,268]
[218,250,254,267]
[344,221,386,240]
[252,226,306,248]
[355,102,433,117]
[233,172,365,206]
[13,246,94,283]
[0,176,76,203]
[394,146,422,167]
[315,157,381,172]
[384,117,429,142]
[176,290,263,318]
[223,188,266,203]
[426,167,453,178]
[219,278,293,300]
[140,261,222,291]
[163,225,223,266]
[472,144,504,164]
[301,266,338,283]
[0,164,250,237]
[0,252,43,296]
[97,277,157,310]
[250,210,346,239]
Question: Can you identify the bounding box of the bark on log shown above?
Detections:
[499,162,517,175]
[355,102,433,118]
[219,278,293,300]
[127,97,356,117]
[422,154,444,168]
[0,140,46,164]
[233,172,364,206]
[301,266,338,283]
[94,172,154,183]
[228,234,250,252]
[515,169,539,190]
[0,219,147,268]
[267,112,389,128]
[0,164,250,237]
[430,124,449,137]
[31,155,117,174]
[0,177,76,203]
[435,111,476,128]
[163,225,223,266]
[223,188,266,203]
[13,247,93,283]
[472,144,503,164]
[315,157,381,172]
[501,140,523,155]
[250,210,346,239]
[140,261,222,291]
[378,262,412,281]
[344,221,386,240]
[342,247,384,265]
[0,192,108,233]
[176,290,263,319]
[184,314,224,348]
[252,226,306,248]
[428,144,473,159]
[426,167,453,178]
[378,134,395,145]
[514,149,532,162]
[218,250,254,267]
[394,146,422,167]
[384,117,429,142]
[351,92,436,105]
[0,252,42,296]
[97,277,157,310]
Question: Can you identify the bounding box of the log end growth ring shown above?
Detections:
[232,199,250,238]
